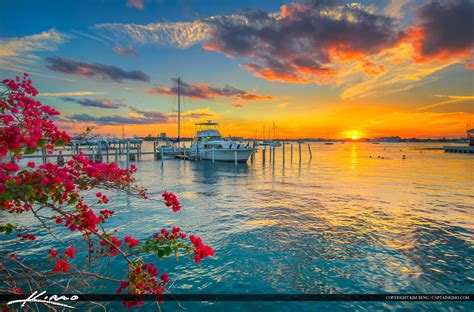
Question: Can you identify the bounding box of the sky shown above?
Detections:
[0,0,473,139]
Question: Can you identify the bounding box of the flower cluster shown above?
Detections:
[53,259,70,272]
[47,248,75,273]
[124,235,139,248]
[99,235,122,256]
[162,191,181,212]
[17,233,36,241]
[116,262,168,308]
[189,235,215,263]
[0,74,214,310]
[153,227,187,240]
[64,247,75,258]
[0,73,69,158]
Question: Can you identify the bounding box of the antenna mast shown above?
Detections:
[177,77,181,143]
[273,122,276,140]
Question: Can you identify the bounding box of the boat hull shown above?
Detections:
[192,148,254,162]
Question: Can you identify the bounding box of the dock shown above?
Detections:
[443,146,474,153]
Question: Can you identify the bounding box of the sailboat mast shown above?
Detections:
[177,77,181,143]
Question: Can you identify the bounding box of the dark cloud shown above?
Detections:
[168,112,215,119]
[148,78,275,100]
[114,43,139,57]
[202,0,403,82]
[70,112,168,125]
[62,97,127,109]
[45,56,150,82]
[69,106,168,125]
[409,0,474,62]
[128,105,170,119]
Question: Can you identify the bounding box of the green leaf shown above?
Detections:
[0,223,17,235]
[55,139,66,146]
[25,147,37,154]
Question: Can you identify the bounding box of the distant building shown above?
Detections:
[377,136,401,142]
[160,133,167,139]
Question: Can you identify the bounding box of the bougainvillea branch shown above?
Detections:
[0,74,214,309]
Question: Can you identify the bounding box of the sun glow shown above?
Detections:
[342,130,363,140]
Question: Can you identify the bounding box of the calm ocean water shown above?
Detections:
[4,142,474,311]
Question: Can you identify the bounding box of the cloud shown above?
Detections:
[127,0,144,10]
[169,112,215,119]
[128,105,170,120]
[407,0,474,63]
[95,20,211,48]
[167,108,217,120]
[203,1,403,83]
[148,78,275,100]
[384,0,410,18]
[0,28,68,71]
[114,43,139,57]
[69,111,168,125]
[413,94,474,111]
[93,0,472,97]
[39,91,104,97]
[45,56,150,82]
[232,103,246,108]
[62,97,127,109]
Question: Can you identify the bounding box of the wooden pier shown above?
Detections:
[443,146,474,154]
[10,140,314,168]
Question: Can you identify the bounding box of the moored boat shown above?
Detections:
[190,121,255,162]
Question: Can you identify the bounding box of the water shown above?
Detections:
[3,142,473,311]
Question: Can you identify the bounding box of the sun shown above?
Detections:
[342,130,363,140]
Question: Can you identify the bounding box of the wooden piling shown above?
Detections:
[282,143,285,165]
[298,142,302,163]
[41,147,46,164]
[126,140,130,168]
[308,144,312,160]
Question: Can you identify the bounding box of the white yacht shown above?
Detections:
[260,140,281,147]
[190,121,255,162]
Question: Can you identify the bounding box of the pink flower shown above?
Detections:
[124,235,139,248]
[64,247,75,258]
[162,191,181,212]
[17,233,36,241]
[160,273,169,284]
[53,259,69,272]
